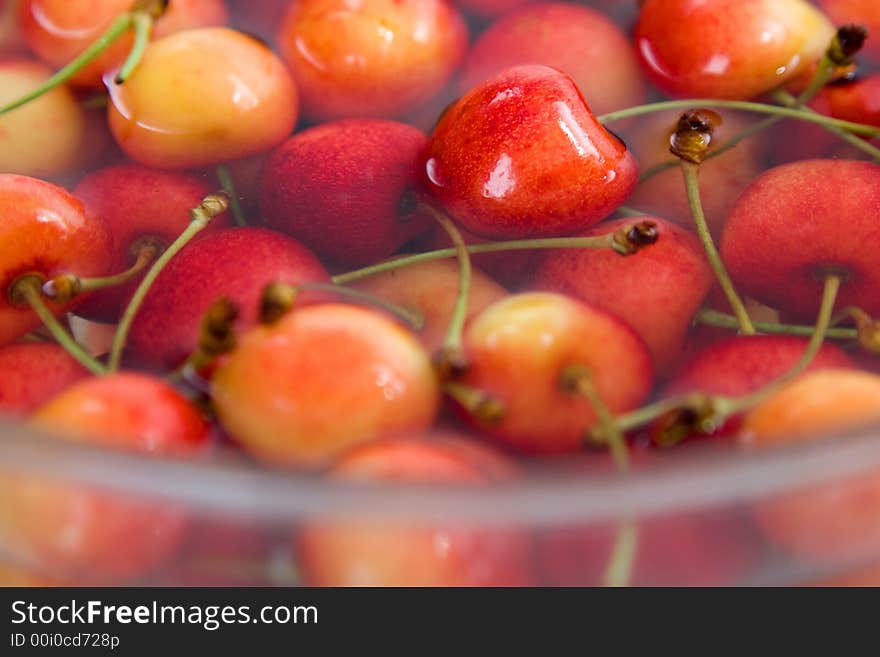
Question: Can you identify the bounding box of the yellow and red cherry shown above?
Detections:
[277,0,467,121]
[0,373,209,582]
[635,0,835,100]
[0,59,84,177]
[211,303,440,468]
[425,65,639,240]
[297,435,534,586]
[106,27,298,169]
[454,292,653,455]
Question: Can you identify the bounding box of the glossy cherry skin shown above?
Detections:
[720,159,880,319]
[297,436,534,586]
[742,369,880,562]
[457,292,653,455]
[73,164,230,322]
[211,304,441,468]
[0,373,209,582]
[0,342,89,417]
[277,0,468,121]
[259,119,433,267]
[127,226,329,369]
[18,0,229,88]
[425,65,639,239]
[459,2,646,116]
[635,0,834,100]
[351,260,508,354]
[0,174,111,346]
[532,217,713,374]
[106,27,298,169]
[0,59,84,177]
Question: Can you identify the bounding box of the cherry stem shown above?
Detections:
[681,160,755,335]
[41,241,161,302]
[108,192,230,372]
[832,306,880,355]
[0,14,133,116]
[420,204,472,368]
[696,308,858,341]
[442,382,505,425]
[331,221,659,285]
[616,205,647,217]
[773,89,880,162]
[216,164,248,226]
[598,100,880,137]
[10,276,107,376]
[603,520,638,588]
[603,274,841,438]
[114,10,153,84]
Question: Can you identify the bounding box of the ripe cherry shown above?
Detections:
[0,342,89,417]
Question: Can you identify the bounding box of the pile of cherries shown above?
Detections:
[2,0,880,587]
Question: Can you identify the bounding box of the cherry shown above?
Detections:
[742,369,880,562]
[458,2,646,117]
[622,110,765,234]
[0,174,111,346]
[0,0,26,56]
[126,226,329,369]
[350,260,507,355]
[425,65,639,239]
[296,436,534,586]
[0,372,209,582]
[635,0,835,100]
[720,159,880,320]
[0,342,89,417]
[0,58,84,177]
[258,119,433,267]
[211,303,440,468]
[452,292,653,455]
[18,0,228,89]
[532,217,713,374]
[277,0,467,121]
[106,27,298,169]
[71,164,231,322]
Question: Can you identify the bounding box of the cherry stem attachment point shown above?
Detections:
[41,240,161,303]
[331,221,659,285]
[443,382,505,425]
[680,158,755,335]
[215,164,248,226]
[108,192,230,372]
[10,276,107,376]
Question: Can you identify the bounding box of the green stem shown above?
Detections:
[11,276,106,376]
[332,235,619,285]
[696,308,858,340]
[602,521,639,588]
[616,205,647,218]
[42,241,160,301]
[114,10,153,84]
[597,99,880,137]
[421,205,471,357]
[216,164,248,226]
[681,161,755,335]
[0,13,134,116]
[108,193,229,372]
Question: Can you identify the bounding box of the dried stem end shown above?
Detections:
[259,282,298,325]
[444,382,506,425]
[433,345,470,382]
[133,0,170,20]
[651,394,723,448]
[669,109,723,164]
[828,24,869,68]
[611,220,660,256]
[199,297,239,359]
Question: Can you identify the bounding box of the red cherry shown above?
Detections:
[18,0,228,88]
[456,292,653,455]
[0,0,27,56]
[0,174,111,346]
[297,436,534,586]
[425,65,639,239]
[458,2,646,116]
[127,226,329,369]
[277,0,468,121]
[635,0,835,99]
[259,119,433,267]
[72,164,231,321]
[0,342,89,417]
[720,159,880,319]
[532,217,713,374]
[106,27,299,169]
[211,304,441,468]
[0,373,209,582]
